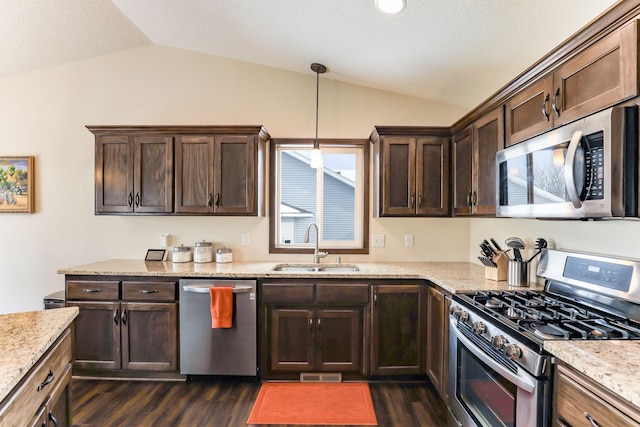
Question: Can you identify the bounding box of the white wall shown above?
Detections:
[0,45,469,314]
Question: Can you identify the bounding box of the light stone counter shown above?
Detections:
[0,307,79,405]
[544,340,640,408]
[57,259,545,294]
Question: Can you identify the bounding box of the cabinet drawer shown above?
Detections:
[316,284,369,304]
[556,364,640,427]
[122,281,176,301]
[67,280,119,300]
[0,329,72,427]
[261,283,314,303]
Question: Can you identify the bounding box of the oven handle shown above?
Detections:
[450,319,537,393]
[564,130,583,209]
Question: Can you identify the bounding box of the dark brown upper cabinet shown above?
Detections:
[94,134,173,214]
[452,107,503,216]
[371,127,450,217]
[505,20,640,147]
[89,126,269,216]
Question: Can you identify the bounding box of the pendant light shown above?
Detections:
[310,62,326,169]
[375,0,406,14]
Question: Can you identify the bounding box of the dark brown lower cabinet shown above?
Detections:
[65,277,179,377]
[68,301,178,372]
[31,365,72,427]
[555,362,640,426]
[426,285,450,400]
[261,281,368,379]
[269,308,362,374]
[370,283,427,376]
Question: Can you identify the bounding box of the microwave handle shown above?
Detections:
[564,130,583,209]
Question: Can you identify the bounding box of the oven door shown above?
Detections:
[447,318,550,427]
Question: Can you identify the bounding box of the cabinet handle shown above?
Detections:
[113,308,119,326]
[83,288,102,293]
[121,308,127,326]
[373,291,378,308]
[135,192,140,207]
[127,192,133,207]
[37,369,55,391]
[418,194,423,208]
[471,191,477,207]
[542,93,550,122]
[214,192,220,208]
[49,411,58,427]
[309,317,313,330]
[48,411,59,427]
[583,412,600,427]
[139,289,158,294]
[317,317,321,332]
[552,87,561,118]
[410,193,415,208]
[208,193,213,208]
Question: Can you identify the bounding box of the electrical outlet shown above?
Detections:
[372,234,385,247]
[241,233,251,246]
[160,233,170,248]
[404,234,414,247]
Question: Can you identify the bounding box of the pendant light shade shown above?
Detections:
[375,0,406,14]
[310,62,326,169]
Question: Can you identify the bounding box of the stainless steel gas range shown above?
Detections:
[447,249,640,427]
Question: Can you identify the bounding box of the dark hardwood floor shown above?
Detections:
[71,378,449,426]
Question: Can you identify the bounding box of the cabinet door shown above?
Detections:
[316,309,363,373]
[452,127,473,215]
[132,135,173,213]
[555,364,640,427]
[174,135,215,213]
[473,108,503,215]
[380,137,416,216]
[416,136,450,216]
[370,285,427,375]
[426,286,449,398]
[67,301,121,370]
[121,302,178,371]
[95,135,134,213]
[269,308,315,372]
[46,364,72,427]
[504,75,554,147]
[213,135,256,214]
[554,20,639,127]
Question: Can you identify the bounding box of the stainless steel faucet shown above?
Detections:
[304,222,328,264]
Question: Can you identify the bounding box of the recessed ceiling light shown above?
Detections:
[375,0,407,14]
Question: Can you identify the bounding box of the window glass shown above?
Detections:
[270,140,368,254]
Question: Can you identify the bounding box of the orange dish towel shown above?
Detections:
[210,287,233,328]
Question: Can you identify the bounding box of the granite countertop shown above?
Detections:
[58,259,545,294]
[544,340,640,408]
[0,307,78,405]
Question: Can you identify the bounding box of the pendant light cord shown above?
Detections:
[315,67,319,149]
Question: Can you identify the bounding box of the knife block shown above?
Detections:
[485,252,509,281]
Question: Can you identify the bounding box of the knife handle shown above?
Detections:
[490,238,503,251]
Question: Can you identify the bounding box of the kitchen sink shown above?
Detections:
[271,263,360,273]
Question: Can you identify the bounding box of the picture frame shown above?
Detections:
[0,156,34,214]
[145,249,166,261]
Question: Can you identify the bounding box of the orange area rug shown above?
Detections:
[246,382,378,425]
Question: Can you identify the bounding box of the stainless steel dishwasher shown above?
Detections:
[179,279,257,377]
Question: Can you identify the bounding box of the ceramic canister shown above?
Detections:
[194,240,213,263]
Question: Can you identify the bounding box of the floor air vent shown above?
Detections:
[299,373,342,382]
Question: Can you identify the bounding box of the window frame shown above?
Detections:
[269,138,370,255]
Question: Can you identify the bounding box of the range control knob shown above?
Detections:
[491,335,507,351]
[505,343,522,360]
[472,321,486,335]
[458,310,469,322]
[449,306,461,317]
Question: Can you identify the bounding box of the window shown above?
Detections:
[269,139,369,254]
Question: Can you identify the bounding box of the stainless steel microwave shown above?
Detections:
[496,106,638,219]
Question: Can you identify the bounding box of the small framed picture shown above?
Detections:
[0,156,34,214]
[145,249,166,261]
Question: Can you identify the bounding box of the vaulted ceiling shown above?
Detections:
[1,0,618,110]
